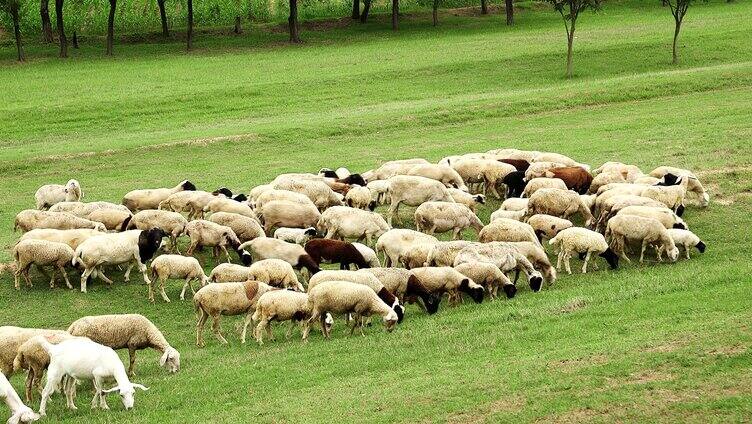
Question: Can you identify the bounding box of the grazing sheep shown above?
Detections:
[649,166,709,207]
[447,188,485,212]
[122,180,196,212]
[352,242,381,268]
[239,238,320,277]
[500,197,529,211]
[385,175,454,225]
[34,179,82,210]
[605,215,679,263]
[366,180,391,205]
[549,227,619,273]
[129,209,188,253]
[68,314,180,376]
[375,229,438,267]
[149,255,209,302]
[414,202,483,239]
[532,152,580,167]
[0,369,39,423]
[317,206,390,245]
[159,190,217,220]
[272,179,344,210]
[616,205,687,230]
[248,259,305,291]
[72,229,163,293]
[184,220,250,265]
[589,172,628,194]
[490,208,526,222]
[274,227,318,245]
[48,201,129,217]
[639,184,687,216]
[203,196,255,219]
[364,158,431,181]
[526,214,573,242]
[508,241,558,284]
[251,291,333,345]
[12,239,75,290]
[449,159,516,198]
[410,267,485,305]
[498,158,530,172]
[424,240,475,267]
[249,184,274,206]
[593,162,643,180]
[20,227,102,251]
[208,263,251,283]
[85,208,133,232]
[362,268,441,313]
[307,270,405,322]
[526,188,594,226]
[454,262,516,300]
[303,281,399,340]
[400,243,436,269]
[454,242,544,292]
[254,189,316,209]
[194,280,276,346]
[14,210,106,233]
[525,161,565,180]
[209,212,265,244]
[487,148,540,162]
[12,331,72,405]
[522,177,567,198]
[664,229,705,260]
[502,171,527,198]
[257,200,321,234]
[479,218,541,246]
[543,166,594,194]
[345,185,375,210]
[304,239,372,270]
[595,195,667,232]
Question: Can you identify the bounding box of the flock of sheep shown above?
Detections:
[1,148,710,422]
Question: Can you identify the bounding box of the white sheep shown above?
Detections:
[184,220,247,264]
[649,166,709,207]
[130,209,188,253]
[19,228,101,251]
[489,208,526,222]
[508,241,558,284]
[122,180,196,212]
[500,197,529,211]
[209,212,265,244]
[409,267,485,305]
[375,229,438,267]
[449,159,516,198]
[364,158,430,181]
[524,161,565,180]
[14,210,106,233]
[406,163,468,191]
[548,227,620,274]
[366,180,391,205]
[317,206,390,245]
[522,177,568,198]
[49,201,130,217]
[149,255,209,302]
[0,372,39,424]
[639,184,687,215]
[257,200,321,234]
[249,184,274,207]
[447,188,485,212]
[400,242,437,269]
[85,208,133,231]
[385,175,454,226]
[486,148,539,162]
[248,259,305,292]
[616,205,687,230]
[595,194,667,232]
[352,242,380,268]
[345,185,374,210]
[454,262,515,300]
[361,268,442,313]
[274,227,318,245]
[208,263,251,283]
[478,218,540,246]
[526,214,573,242]
[239,238,320,277]
[12,239,75,290]
[159,190,218,220]
[605,215,679,263]
[424,240,475,267]
[251,290,333,345]
[593,162,643,180]
[453,242,544,292]
[526,188,594,226]
[589,171,628,193]
[272,179,343,210]
[12,331,72,404]
[414,201,483,239]
[34,179,82,210]
[665,229,706,260]
[203,196,255,218]
[254,189,316,209]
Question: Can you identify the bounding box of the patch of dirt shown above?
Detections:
[558,297,588,314]
[551,354,608,372]
[642,339,690,353]
[627,370,674,385]
[707,345,748,356]
[536,407,603,424]
[445,395,526,423]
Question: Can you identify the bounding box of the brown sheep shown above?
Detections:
[304,239,371,270]
[545,167,593,195]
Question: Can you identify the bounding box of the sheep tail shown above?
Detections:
[12,351,25,372]
[72,249,83,267]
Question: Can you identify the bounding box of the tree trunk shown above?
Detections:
[566,27,574,78]
[360,0,371,22]
[351,0,359,19]
[187,0,194,50]
[672,19,681,64]
[55,0,67,58]
[234,16,242,33]
[480,0,487,15]
[40,0,54,43]
[391,0,398,30]
[11,3,24,62]
[288,0,300,42]
[72,30,78,48]
[158,0,169,37]
[505,0,513,25]
[432,0,438,26]
[106,0,116,55]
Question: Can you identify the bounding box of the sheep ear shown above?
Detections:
[102,386,120,394]
[132,384,150,391]
[160,350,169,367]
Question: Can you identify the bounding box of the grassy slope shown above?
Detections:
[1,1,751,422]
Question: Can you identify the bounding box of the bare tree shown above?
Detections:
[55,0,67,57]
[187,0,193,49]
[157,0,169,36]
[505,0,513,25]
[391,0,398,30]
[360,0,370,22]
[666,0,693,64]
[106,0,116,54]
[1,0,25,61]
[289,0,300,42]
[351,0,359,19]
[546,0,600,78]
[40,0,54,42]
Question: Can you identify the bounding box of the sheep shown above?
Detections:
[129,209,188,253]
[274,227,318,245]
[478,218,541,246]
[487,148,540,162]
[319,167,351,180]
[11,331,73,405]
[532,152,579,166]
[438,153,493,167]
[72,228,164,293]
[454,242,544,292]
[406,164,468,191]
[507,241,557,284]
[447,188,485,212]
[361,268,441,314]
[449,159,516,198]
[500,197,529,211]
[49,201,130,217]
[409,267,484,305]
[526,188,594,226]
[665,229,706,260]
[208,263,251,283]
[424,240,475,267]
[272,179,344,210]
[375,229,438,267]
[639,184,687,216]
[247,259,305,291]
[649,166,709,207]
[589,172,628,194]
[595,195,668,232]
[317,206,390,245]
[12,239,75,290]
[345,185,375,210]
[209,212,265,244]
[616,205,687,230]
[498,158,530,172]
[34,179,82,210]
[413,202,483,240]
[249,184,275,206]
[544,166,593,194]
[17,228,99,255]
[526,214,573,242]
[203,196,255,219]
[257,200,321,234]
[633,176,661,185]
[254,189,316,209]
[605,215,679,263]
[184,220,251,265]
[303,281,399,340]
[307,270,405,322]
[251,291,333,345]
[525,161,565,180]
[149,255,209,303]
[159,190,218,220]
[385,175,454,226]
[400,242,437,269]
[239,238,320,277]
[549,227,619,273]
[364,158,430,181]
[580,194,596,214]
[0,371,39,424]
[14,210,106,233]
[304,239,372,270]
[454,262,516,300]
[502,171,527,198]
[522,177,568,198]
[194,280,276,346]
[490,208,526,222]
[36,336,149,415]
[67,314,180,377]
[122,180,196,212]
[593,162,643,180]
[352,242,380,268]
[85,208,133,231]
[366,180,391,205]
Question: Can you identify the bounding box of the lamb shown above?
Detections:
[366,180,391,205]
[526,188,594,226]
[453,242,544,292]
[352,242,381,268]
[406,164,468,191]
[11,331,72,404]
[307,270,405,322]
[254,189,317,209]
[14,210,106,233]
[203,196,255,218]
[303,281,399,340]
[149,255,209,302]
[508,241,558,284]
[454,262,516,300]
[385,175,454,225]
[34,179,82,210]
[375,229,438,267]
[159,190,218,220]
[304,239,372,270]
[447,188,485,212]
[274,227,318,245]
[209,212,265,244]
[490,208,526,222]
[239,238,320,277]
[478,218,541,246]
[316,206,390,245]
[0,370,39,423]
[548,227,619,273]
[424,240,475,267]
[247,259,305,291]
[194,280,276,346]
[605,215,679,263]
[184,220,251,265]
[525,161,565,180]
[122,180,196,212]
[67,314,180,376]
[665,229,706,260]
[85,208,133,231]
[72,228,164,293]
[345,185,375,210]
[616,205,687,230]
[12,239,75,290]
[400,243,437,269]
[545,166,593,194]
[649,166,709,207]
[414,202,483,240]
[272,179,344,210]
[251,291,333,345]
[208,263,251,283]
[409,267,485,305]
[522,177,567,198]
[502,171,527,198]
[129,209,188,253]
[257,200,321,234]
[526,214,573,242]
[36,336,149,415]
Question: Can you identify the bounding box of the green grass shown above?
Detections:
[1,0,752,422]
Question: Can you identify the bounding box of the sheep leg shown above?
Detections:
[196,308,208,347]
[240,313,254,344]
[452,227,461,240]
[48,267,57,288]
[186,240,198,256]
[286,321,295,339]
[127,347,137,377]
[255,319,268,345]
[685,244,691,260]
[266,324,275,341]
[24,369,34,403]
[222,246,232,263]
[564,252,572,275]
[582,251,592,274]
[160,277,171,303]
[13,264,23,289]
[22,265,33,288]
[63,376,77,410]
[556,251,564,271]
[39,367,64,416]
[58,265,73,289]
[93,376,109,410]
[180,278,193,301]
[212,315,229,344]
[639,240,648,263]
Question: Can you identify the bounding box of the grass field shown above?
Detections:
[1,0,752,422]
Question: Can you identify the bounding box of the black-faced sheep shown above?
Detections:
[122,180,196,212]
[549,227,619,274]
[414,202,483,240]
[304,239,372,270]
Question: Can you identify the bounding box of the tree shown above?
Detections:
[1,0,24,61]
[360,0,370,22]
[546,0,599,78]
[157,0,169,36]
[288,0,300,42]
[106,0,116,54]
[666,0,693,64]
[505,0,513,25]
[186,0,193,49]
[480,0,487,15]
[432,0,439,26]
[55,0,67,57]
[391,0,398,30]
[351,0,359,19]
[40,0,54,42]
